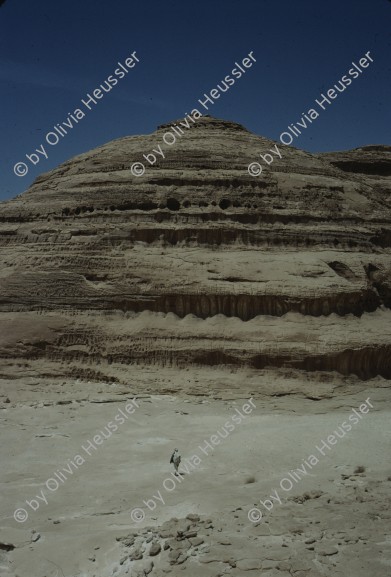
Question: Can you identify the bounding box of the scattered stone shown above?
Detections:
[290,490,323,504]
[251,523,271,536]
[119,555,128,565]
[168,550,181,564]
[176,521,191,534]
[176,553,187,565]
[131,559,154,576]
[245,475,256,484]
[217,539,231,545]
[144,560,154,574]
[116,535,135,547]
[277,561,292,572]
[166,539,190,552]
[189,537,204,547]
[290,559,315,572]
[199,554,223,564]
[236,558,262,570]
[317,545,338,556]
[129,548,143,561]
[149,542,161,556]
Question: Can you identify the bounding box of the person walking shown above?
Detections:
[170,448,181,476]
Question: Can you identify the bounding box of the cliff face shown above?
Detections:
[1,116,390,381]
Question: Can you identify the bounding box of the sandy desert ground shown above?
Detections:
[1,368,391,577]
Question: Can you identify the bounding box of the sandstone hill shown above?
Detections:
[1,116,390,386]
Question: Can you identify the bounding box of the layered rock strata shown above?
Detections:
[1,116,390,381]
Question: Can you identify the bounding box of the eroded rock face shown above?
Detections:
[319,145,391,177]
[0,116,390,380]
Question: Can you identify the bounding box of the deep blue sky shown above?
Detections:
[0,0,390,200]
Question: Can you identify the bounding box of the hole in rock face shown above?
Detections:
[365,263,379,278]
[219,198,231,210]
[166,198,180,211]
[327,261,357,281]
[154,211,165,223]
